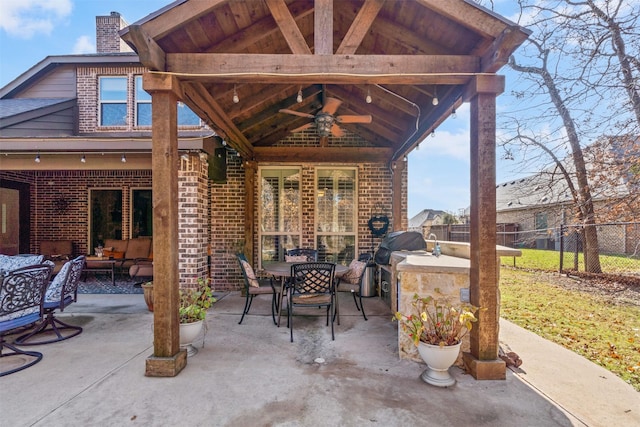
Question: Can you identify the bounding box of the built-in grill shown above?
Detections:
[374,231,426,309]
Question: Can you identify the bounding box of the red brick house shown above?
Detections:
[1,1,528,377]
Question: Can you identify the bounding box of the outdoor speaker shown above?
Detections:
[208,147,227,183]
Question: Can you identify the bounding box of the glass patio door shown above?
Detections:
[89,189,123,251]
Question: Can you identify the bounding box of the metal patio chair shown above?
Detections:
[236,253,280,325]
[286,248,318,262]
[335,253,372,324]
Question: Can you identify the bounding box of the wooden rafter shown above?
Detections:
[336,0,385,55]
[314,0,333,54]
[265,0,311,54]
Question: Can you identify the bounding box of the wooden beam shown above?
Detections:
[133,0,227,40]
[336,0,385,55]
[480,26,531,73]
[180,82,253,159]
[391,160,405,231]
[165,53,479,84]
[143,73,183,99]
[254,146,392,163]
[122,25,166,71]
[244,161,257,262]
[265,0,312,54]
[462,74,505,101]
[314,0,333,55]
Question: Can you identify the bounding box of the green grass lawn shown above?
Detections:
[499,267,640,391]
[502,248,640,274]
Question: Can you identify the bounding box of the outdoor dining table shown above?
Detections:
[262,261,349,327]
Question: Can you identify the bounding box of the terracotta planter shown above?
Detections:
[141,282,153,312]
[417,342,462,387]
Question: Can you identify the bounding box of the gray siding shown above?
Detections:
[2,107,75,137]
[18,66,77,98]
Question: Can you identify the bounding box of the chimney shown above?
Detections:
[96,12,133,54]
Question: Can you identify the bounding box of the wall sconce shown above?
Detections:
[297,87,303,103]
[315,112,334,137]
[35,152,41,163]
[232,85,239,103]
[121,153,127,163]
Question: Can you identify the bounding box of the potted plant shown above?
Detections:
[178,277,216,357]
[394,290,480,387]
[141,281,154,312]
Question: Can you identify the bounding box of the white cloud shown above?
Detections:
[410,104,471,163]
[0,0,72,39]
[72,35,94,54]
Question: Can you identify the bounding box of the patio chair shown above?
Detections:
[288,262,336,342]
[335,254,371,324]
[236,253,281,325]
[15,255,86,345]
[286,248,318,262]
[0,264,52,377]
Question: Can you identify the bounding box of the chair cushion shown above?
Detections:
[0,254,45,274]
[240,260,260,287]
[341,260,366,285]
[125,238,152,259]
[104,239,128,253]
[285,255,308,262]
[45,260,71,303]
[292,294,331,304]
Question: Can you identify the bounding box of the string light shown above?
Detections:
[35,152,41,163]
[296,87,303,103]
[232,84,239,103]
[121,153,127,163]
[365,87,372,104]
[80,153,86,163]
[451,108,457,119]
[431,130,436,137]
[432,86,438,106]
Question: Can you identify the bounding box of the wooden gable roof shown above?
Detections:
[120,0,529,163]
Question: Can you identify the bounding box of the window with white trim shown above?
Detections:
[135,76,201,127]
[259,168,301,267]
[99,76,127,126]
[315,168,357,264]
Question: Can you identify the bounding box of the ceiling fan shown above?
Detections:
[279,97,372,143]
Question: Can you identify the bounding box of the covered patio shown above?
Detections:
[2,292,637,426]
[118,0,530,377]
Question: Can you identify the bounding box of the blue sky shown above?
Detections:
[0,0,522,219]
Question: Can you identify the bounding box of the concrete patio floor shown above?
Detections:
[1,292,638,427]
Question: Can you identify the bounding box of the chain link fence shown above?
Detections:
[428,222,640,278]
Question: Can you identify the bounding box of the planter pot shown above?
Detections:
[179,320,204,357]
[417,342,462,387]
[141,282,153,312]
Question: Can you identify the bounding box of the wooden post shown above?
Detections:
[391,160,405,231]
[143,73,187,377]
[244,161,256,262]
[463,75,506,380]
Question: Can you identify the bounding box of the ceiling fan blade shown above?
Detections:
[290,123,314,133]
[336,114,372,124]
[331,124,344,137]
[322,97,342,115]
[279,109,315,119]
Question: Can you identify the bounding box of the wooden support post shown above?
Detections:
[143,73,187,377]
[463,75,506,380]
[391,161,405,231]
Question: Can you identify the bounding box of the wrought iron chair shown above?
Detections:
[288,262,336,342]
[15,255,86,345]
[286,248,318,261]
[0,264,52,377]
[236,253,281,325]
[335,254,372,324]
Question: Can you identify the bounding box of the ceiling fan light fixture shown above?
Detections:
[297,88,303,103]
[232,84,239,104]
[315,112,334,137]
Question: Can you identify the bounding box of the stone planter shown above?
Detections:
[141,282,153,312]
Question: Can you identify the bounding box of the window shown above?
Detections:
[131,189,152,238]
[316,168,357,264]
[535,212,548,231]
[89,189,123,250]
[135,76,151,126]
[259,168,301,267]
[135,76,201,126]
[99,76,127,126]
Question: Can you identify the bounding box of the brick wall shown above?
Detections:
[96,12,132,54]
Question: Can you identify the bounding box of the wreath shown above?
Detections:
[368,215,389,237]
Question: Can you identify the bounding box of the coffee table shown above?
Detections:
[83,256,117,286]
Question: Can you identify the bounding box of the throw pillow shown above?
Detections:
[341,260,366,285]
[285,255,308,262]
[240,260,260,287]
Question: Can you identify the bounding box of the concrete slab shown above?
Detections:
[1,292,637,427]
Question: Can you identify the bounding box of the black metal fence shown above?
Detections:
[428,221,640,277]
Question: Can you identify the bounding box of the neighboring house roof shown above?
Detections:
[0,98,74,121]
[0,98,77,137]
[408,209,446,229]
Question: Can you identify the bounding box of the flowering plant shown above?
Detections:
[179,277,216,323]
[394,290,480,347]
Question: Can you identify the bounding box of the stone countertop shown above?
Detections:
[394,251,470,274]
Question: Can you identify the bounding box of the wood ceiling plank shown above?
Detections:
[416,0,512,39]
[336,0,385,55]
[138,0,228,40]
[265,0,312,54]
[314,0,333,54]
[166,53,479,85]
